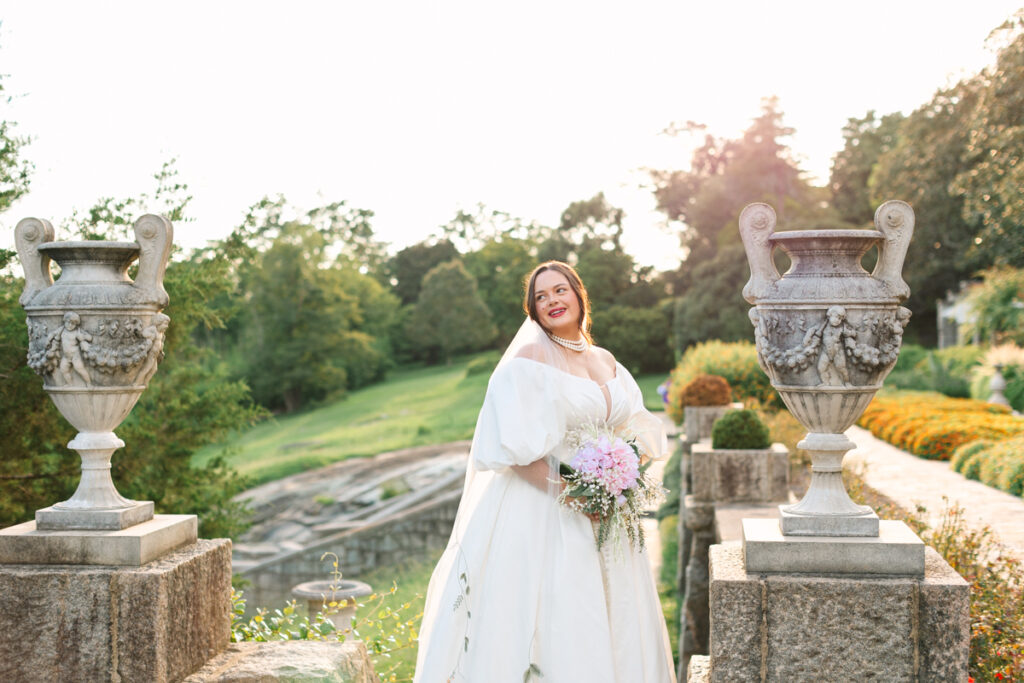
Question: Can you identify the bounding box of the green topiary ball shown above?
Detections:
[680,374,731,407]
[711,409,771,450]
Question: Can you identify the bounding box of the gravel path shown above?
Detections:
[845,424,1024,562]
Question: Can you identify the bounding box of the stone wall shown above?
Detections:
[679,442,788,676]
[242,489,460,608]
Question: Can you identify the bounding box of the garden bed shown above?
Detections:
[857,391,1024,498]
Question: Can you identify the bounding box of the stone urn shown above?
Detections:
[739,201,913,536]
[14,215,173,531]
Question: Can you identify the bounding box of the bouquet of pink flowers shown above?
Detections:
[557,421,665,551]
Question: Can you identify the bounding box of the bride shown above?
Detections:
[413,261,676,683]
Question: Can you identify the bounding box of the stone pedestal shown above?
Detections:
[677,404,741,621]
[0,538,232,683]
[691,543,968,682]
[292,579,374,630]
[743,517,925,575]
[690,443,788,503]
[680,497,715,668]
[0,514,198,566]
[678,442,789,677]
[682,404,740,451]
[36,499,155,530]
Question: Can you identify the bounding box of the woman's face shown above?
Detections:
[533,269,580,335]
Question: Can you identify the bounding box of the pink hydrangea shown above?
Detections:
[569,435,640,497]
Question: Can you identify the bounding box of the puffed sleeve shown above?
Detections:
[471,358,567,471]
[617,363,669,460]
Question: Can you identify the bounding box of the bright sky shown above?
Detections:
[1,1,1020,270]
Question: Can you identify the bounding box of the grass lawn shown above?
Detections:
[196,355,669,486]
[192,354,495,485]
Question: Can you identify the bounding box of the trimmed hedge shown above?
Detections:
[950,440,995,481]
[679,374,731,407]
[711,409,771,450]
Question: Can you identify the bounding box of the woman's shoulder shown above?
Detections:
[588,345,619,374]
[514,342,547,362]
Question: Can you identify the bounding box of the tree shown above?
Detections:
[554,193,668,310]
[651,99,822,267]
[829,111,904,225]
[573,244,636,309]
[462,236,536,344]
[869,82,985,344]
[0,70,32,269]
[951,13,1024,268]
[591,304,674,375]
[384,239,460,305]
[438,203,548,253]
[409,260,496,363]
[237,221,397,413]
[672,245,753,352]
[650,99,838,352]
[558,192,624,250]
[217,195,388,276]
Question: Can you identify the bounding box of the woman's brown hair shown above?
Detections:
[523,261,593,343]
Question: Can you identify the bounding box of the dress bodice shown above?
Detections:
[470,357,665,472]
[557,370,631,430]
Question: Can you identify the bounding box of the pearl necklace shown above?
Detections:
[550,333,588,353]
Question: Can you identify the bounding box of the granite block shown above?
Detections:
[706,543,968,682]
[691,443,789,503]
[0,538,232,683]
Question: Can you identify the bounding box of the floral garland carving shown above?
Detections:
[26,312,170,386]
[751,306,911,375]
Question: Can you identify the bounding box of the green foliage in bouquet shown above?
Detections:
[679,374,731,407]
[711,409,771,450]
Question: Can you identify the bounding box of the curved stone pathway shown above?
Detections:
[845,424,1024,562]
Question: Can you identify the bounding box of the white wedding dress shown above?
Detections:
[414,355,676,683]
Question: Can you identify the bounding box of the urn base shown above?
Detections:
[743,518,924,575]
[0,514,198,566]
[779,504,879,536]
[36,500,154,531]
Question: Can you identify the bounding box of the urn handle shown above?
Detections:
[872,200,914,301]
[14,217,56,306]
[133,214,174,308]
[738,203,780,304]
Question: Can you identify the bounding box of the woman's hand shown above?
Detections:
[560,483,603,522]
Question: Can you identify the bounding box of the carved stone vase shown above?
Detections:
[739,201,913,536]
[15,215,173,530]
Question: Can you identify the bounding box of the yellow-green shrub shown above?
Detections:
[666,340,776,423]
[974,435,1024,497]
[951,440,995,481]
